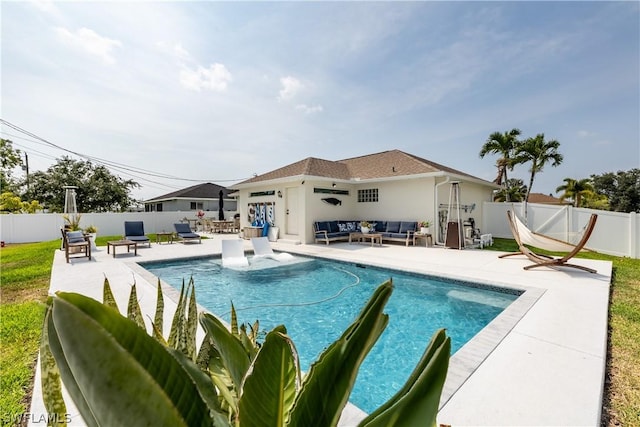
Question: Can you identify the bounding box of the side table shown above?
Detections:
[156,232,174,244]
[413,233,433,247]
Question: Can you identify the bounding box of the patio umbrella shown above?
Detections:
[218,190,225,220]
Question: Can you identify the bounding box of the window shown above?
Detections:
[358,188,378,202]
[156,203,163,212]
[249,191,275,197]
[313,188,349,195]
[190,202,203,210]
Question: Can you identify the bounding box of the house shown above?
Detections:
[231,150,498,244]
[144,182,237,215]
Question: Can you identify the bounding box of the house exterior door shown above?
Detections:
[285,187,299,235]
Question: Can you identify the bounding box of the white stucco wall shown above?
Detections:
[235,175,495,244]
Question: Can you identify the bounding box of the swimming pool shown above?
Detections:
[142,255,520,413]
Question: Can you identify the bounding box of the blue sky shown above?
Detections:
[2,1,638,201]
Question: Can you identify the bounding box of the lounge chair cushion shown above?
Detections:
[173,223,201,240]
[66,231,85,243]
[179,232,200,238]
[174,223,191,234]
[124,221,145,236]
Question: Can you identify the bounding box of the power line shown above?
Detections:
[11,139,181,192]
[0,119,253,184]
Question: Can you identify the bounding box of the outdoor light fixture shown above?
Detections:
[332,183,336,188]
[277,190,282,198]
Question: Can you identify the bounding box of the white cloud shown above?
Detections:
[180,63,232,92]
[55,27,122,65]
[295,104,324,114]
[278,76,303,101]
[30,0,57,14]
[578,130,594,138]
[157,41,191,61]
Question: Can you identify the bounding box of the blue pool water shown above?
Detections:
[142,255,519,413]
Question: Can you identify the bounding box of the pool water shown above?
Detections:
[142,255,519,413]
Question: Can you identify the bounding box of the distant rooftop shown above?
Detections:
[528,193,569,205]
[145,182,230,203]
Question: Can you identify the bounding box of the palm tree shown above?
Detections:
[479,129,522,201]
[494,178,527,202]
[514,133,563,202]
[556,178,595,207]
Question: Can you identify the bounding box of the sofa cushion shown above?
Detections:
[400,221,417,233]
[345,221,357,231]
[385,232,408,240]
[316,221,330,232]
[338,222,348,232]
[328,221,339,233]
[326,232,348,239]
[370,221,385,232]
[386,221,401,233]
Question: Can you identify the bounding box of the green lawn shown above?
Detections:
[0,237,638,426]
[0,240,58,425]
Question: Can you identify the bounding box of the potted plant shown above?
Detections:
[419,220,432,234]
[360,220,371,234]
[62,213,82,231]
[84,225,98,250]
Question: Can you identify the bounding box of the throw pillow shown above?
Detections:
[66,231,85,243]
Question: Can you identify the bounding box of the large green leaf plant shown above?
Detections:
[41,277,450,427]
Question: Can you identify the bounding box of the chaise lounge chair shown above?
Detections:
[250,237,294,262]
[221,239,248,267]
[173,223,201,244]
[500,210,598,273]
[124,221,151,247]
[61,228,91,263]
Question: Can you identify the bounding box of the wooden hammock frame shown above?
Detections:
[499,210,598,273]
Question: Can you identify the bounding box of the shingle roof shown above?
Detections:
[528,193,569,205]
[145,182,230,202]
[237,149,488,185]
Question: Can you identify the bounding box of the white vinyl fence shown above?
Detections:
[0,211,237,246]
[1,204,638,258]
[482,202,639,258]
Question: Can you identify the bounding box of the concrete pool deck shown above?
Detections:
[31,235,612,426]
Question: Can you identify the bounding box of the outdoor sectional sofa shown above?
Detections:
[313,220,418,246]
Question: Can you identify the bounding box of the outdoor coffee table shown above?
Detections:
[349,232,382,247]
[107,239,138,258]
